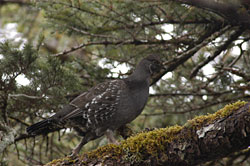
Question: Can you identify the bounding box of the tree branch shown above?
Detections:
[46,101,250,166]
[0,0,30,5]
[150,90,233,97]
[52,38,189,57]
[173,0,250,26]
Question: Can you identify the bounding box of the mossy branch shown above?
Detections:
[46,101,250,166]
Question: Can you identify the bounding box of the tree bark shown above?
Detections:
[0,123,16,154]
[46,101,250,166]
[174,0,250,27]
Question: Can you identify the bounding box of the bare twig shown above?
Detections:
[69,26,119,39]
[14,134,33,142]
[8,94,43,100]
[221,67,250,81]
[52,39,186,57]
[150,90,232,97]
[9,116,29,126]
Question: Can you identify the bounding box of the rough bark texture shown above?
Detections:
[46,101,250,166]
[0,123,16,154]
[174,0,250,26]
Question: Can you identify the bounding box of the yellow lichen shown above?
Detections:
[186,101,247,129]
[45,157,77,166]
[46,159,64,166]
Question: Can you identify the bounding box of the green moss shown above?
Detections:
[46,157,77,166]
[85,125,182,163]
[186,101,247,129]
[86,143,121,159]
[46,159,63,166]
[121,125,182,155]
[120,126,183,163]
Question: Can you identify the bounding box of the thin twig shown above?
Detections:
[8,94,43,100]
[9,116,30,126]
[150,90,232,97]
[52,39,182,57]
[69,26,119,39]
[221,67,250,81]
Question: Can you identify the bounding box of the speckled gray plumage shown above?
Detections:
[27,55,163,155]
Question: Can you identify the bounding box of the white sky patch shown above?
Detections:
[232,40,247,55]
[213,36,223,46]
[98,58,130,78]
[229,73,242,81]
[131,14,142,23]
[181,76,187,82]
[16,74,30,86]
[184,95,193,102]
[0,23,18,42]
[162,24,174,33]
[37,86,41,91]
[170,84,176,88]
[156,24,174,40]
[245,90,250,95]
[240,83,245,86]
[149,87,156,94]
[134,17,141,22]
[0,23,27,48]
[202,95,208,100]
[232,46,241,55]
[110,61,130,77]
[202,64,215,76]
[162,72,173,80]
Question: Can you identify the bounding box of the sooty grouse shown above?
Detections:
[27,55,163,156]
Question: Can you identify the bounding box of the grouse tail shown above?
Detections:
[26,119,62,136]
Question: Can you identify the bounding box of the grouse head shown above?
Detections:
[139,54,164,75]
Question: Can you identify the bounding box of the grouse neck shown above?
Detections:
[125,64,151,87]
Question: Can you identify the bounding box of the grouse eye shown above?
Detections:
[153,60,159,65]
[148,60,161,74]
